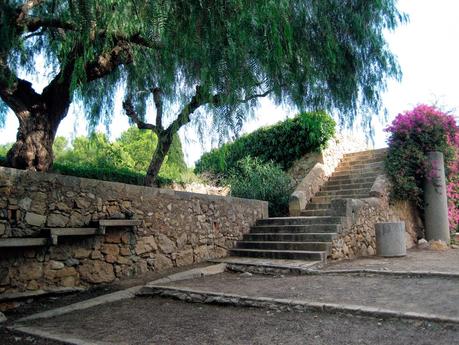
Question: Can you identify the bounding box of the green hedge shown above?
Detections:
[195,111,335,175]
[51,162,174,187]
[0,158,174,187]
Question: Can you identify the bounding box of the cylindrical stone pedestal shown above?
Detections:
[375,222,406,257]
[424,151,450,243]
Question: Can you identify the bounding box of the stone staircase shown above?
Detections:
[231,149,387,262]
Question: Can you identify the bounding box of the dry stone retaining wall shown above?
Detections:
[329,177,421,260]
[0,167,267,296]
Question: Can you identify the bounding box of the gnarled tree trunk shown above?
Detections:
[7,109,63,171]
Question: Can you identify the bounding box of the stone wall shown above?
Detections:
[0,167,268,295]
[329,176,421,260]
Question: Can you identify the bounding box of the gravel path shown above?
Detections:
[164,272,459,318]
[21,297,459,345]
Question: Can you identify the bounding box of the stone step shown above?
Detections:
[309,194,369,204]
[236,241,331,252]
[334,161,384,171]
[328,171,380,181]
[304,202,331,210]
[48,228,99,245]
[0,238,48,247]
[332,168,384,177]
[243,233,338,242]
[339,157,385,166]
[256,217,342,226]
[316,188,370,197]
[230,248,327,261]
[342,148,388,159]
[301,209,331,217]
[250,224,341,234]
[321,182,374,191]
[99,219,142,227]
[326,176,377,186]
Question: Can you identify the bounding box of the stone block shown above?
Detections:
[153,254,173,271]
[25,212,46,227]
[157,234,176,254]
[49,260,65,270]
[17,262,43,281]
[78,260,115,284]
[0,223,5,236]
[105,232,122,244]
[101,244,120,256]
[47,213,69,227]
[176,249,194,267]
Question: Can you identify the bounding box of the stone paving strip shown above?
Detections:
[15,264,226,323]
[139,271,459,323]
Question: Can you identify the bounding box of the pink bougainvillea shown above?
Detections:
[385,104,459,234]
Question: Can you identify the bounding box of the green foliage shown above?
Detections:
[0,127,192,185]
[226,157,294,217]
[196,111,335,176]
[51,162,173,187]
[1,0,406,136]
[385,105,459,207]
[0,143,11,157]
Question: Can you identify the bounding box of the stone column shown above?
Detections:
[424,151,450,243]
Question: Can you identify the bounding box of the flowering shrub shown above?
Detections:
[385,104,459,233]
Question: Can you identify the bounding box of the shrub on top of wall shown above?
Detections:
[226,157,294,217]
[195,111,336,176]
[384,104,459,233]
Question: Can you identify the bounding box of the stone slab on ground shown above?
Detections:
[14,297,459,345]
[210,257,322,270]
[151,271,459,320]
[325,248,459,274]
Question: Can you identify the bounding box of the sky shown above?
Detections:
[1,0,458,166]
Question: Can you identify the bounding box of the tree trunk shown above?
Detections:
[144,130,174,186]
[6,109,62,171]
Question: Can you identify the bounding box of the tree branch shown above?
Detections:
[122,97,158,132]
[0,57,41,116]
[16,0,44,25]
[152,88,163,130]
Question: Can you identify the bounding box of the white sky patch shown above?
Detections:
[1,0,458,166]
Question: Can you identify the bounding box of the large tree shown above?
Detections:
[121,0,406,185]
[1,1,406,185]
[0,1,160,170]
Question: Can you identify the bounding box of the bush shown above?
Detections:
[384,104,459,233]
[195,111,335,176]
[52,162,173,187]
[226,157,294,217]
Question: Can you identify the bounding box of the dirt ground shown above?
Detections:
[19,297,459,345]
[162,271,459,318]
[2,249,459,344]
[325,248,459,273]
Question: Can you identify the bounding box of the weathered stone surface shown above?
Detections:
[47,213,69,227]
[49,260,65,270]
[176,248,194,267]
[101,244,120,256]
[74,248,91,259]
[25,212,46,227]
[0,311,6,323]
[78,260,115,284]
[17,263,43,281]
[158,234,176,254]
[153,254,173,270]
[0,166,267,294]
